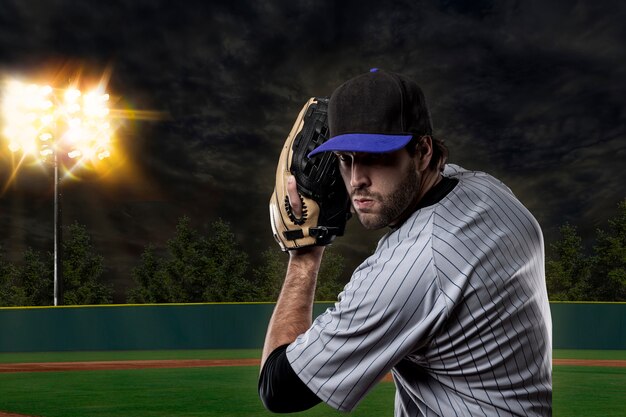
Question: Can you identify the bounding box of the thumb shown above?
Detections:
[287,175,303,218]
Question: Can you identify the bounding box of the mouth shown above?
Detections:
[353,197,376,211]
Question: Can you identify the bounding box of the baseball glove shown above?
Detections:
[269,97,351,251]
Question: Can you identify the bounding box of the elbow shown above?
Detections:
[258,345,322,413]
[258,378,289,413]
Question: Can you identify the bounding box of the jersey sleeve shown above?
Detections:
[258,344,322,412]
[286,208,453,412]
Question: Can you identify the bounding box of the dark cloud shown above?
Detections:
[1,0,624,301]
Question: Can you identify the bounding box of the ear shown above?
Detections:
[415,135,434,171]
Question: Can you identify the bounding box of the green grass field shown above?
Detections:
[0,350,623,417]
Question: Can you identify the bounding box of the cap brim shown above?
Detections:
[308,133,413,158]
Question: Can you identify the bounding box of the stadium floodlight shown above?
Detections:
[2,80,112,166]
[1,79,114,306]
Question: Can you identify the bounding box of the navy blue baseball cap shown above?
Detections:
[308,68,433,157]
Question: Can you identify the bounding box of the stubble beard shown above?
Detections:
[354,164,421,230]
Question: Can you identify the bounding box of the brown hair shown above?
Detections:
[406,135,449,172]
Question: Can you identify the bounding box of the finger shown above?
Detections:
[287,175,302,218]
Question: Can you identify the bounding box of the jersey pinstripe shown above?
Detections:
[286,164,552,416]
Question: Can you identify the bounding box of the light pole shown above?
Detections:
[1,79,113,306]
[53,149,63,306]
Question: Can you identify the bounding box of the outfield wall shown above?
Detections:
[0,302,624,353]
[0,303,331,353]
[550,302,625,349]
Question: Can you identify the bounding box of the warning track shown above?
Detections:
[0,358,623,374]
[0,358,260,373]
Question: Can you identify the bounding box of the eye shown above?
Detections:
[334,153,352,163]
[364,153,382,161]
[360,153,386,164]
[361,152,397,166]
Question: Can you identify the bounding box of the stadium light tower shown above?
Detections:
[1,79,113,306]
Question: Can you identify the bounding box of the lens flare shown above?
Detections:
[0,76,122,191]
[1,69,169,195]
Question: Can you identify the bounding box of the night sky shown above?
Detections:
[1,0,624,302]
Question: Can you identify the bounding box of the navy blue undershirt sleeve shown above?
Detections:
[258,344,322,413]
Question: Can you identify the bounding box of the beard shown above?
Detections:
[353,163,421,230]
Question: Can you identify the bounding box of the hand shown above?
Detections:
[286,175,303,218]
[286,175,325,258]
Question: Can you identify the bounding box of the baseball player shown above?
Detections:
[260,69,552,416]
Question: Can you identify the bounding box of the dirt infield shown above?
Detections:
[0,358,259,373]
[552,358,626,368]
[0,358,624,374]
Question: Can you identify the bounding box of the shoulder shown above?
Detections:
[443,164,514,196]
[338,210,440,315]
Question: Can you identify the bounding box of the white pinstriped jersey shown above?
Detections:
[286,164,552,416]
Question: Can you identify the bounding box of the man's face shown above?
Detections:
[335,149,420,230]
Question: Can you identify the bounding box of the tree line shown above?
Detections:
[1,199,624,306]
[545,199,626,301]
[0,217,347,306]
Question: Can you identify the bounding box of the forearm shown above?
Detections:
[261,246,324,367]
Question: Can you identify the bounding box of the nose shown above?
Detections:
[350,160,370,189]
